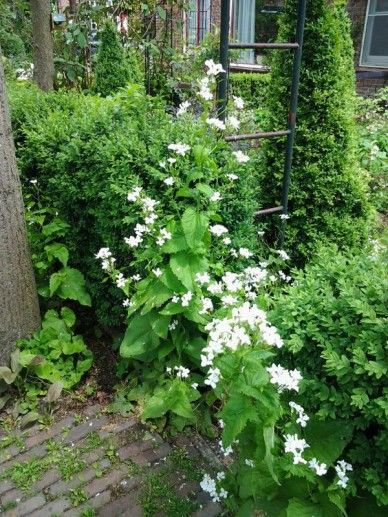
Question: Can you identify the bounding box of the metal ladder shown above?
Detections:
[217,0,307,245]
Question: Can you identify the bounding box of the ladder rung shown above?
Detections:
[229,63,270,73]
[225,130,290,142]
[229,43,299,50]
[256,206,284,216]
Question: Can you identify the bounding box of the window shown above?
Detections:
[187,0,211,46]
[360,0,388,67]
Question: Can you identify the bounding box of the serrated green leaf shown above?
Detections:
[181,207,208,249]
[305,418,353,465]
[50,267,91,306]
[219,395,260,446]
[45,242,69,267]
[120,313,159,359]
[170,252,208,291]
[60,307,76,328]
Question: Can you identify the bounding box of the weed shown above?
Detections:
[167,448,202,482]
[127,459,142,477]
[68,487,88,507]
[0,432,25,451]
[1,457,49,491]
[74,414,84,424]
[80,507,96,517]
[92,462,103,478]
[1,500,18,512]
[105,443,119,463]
[83,431,103,451]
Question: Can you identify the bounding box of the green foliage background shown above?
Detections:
[256,0,371,264]
[9,82,259,327]
[271,246,388,506]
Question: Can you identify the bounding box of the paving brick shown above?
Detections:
[0,445,22,464]
[132,442,171,466]
[194,501,222,517]
[28,497,71,517]
[24,416,75,450]
[176,480,201,497]
[117,437,158,461]
[99,490,142,517]
[4,494,46,517]
[31,468,61,492]
[1,487,24,505]
[63,490,111,516]
[0,478,14,495]
[47,458,111,497]
[1,444,46,471]
[83,404,101,418]
[63,416,108,445]
[84,464,128,497]
[98,416,137,438]
[82,445,107,464]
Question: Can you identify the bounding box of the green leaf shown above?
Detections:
[60,307,76,328]
[0,366,17,384]
[45,243,69,267]
[196,183,214,197]
[219,395,260,446]
[150,314,170,339]
[20,411,40,429]
[159,266,185,292]
[42,219,70,237]
[263,426,279,484]
[305,418,353,465]
[50,268,91,306]
[170,252,208,291]
[142,380,195,420]
[286,498,323,517]
[120,313,159,359]
[76,31,87,48]
[140,280,172,315]
[181,207,208,249]
[62,336,87,355]
[161,225,189,253]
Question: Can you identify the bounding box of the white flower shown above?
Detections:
[233,96,244,109]
[226,115,240,130]
[245,459,254,467]
[335,460,353,489]
[159,161,166,168]
[131,274,141,282]
[205,367,221,389]
[223,237,231,245]
[216,471,225,481]
[233,150,250,163]
[198,84,213,101]
[205,59,226,76]
[172,294,180,303]
[152,268,162,277]
[221,295,238,306]
[239,247,253,259]
[168,319,178,330]
[122,298,131,307]
[196,272,210,285]
[168,142,191,156]
[124,235,142,248]
[289,401,309,427]
[142,197,159,212]
[277,249,290,261]
[174,365,190,379]
[266,364,302,392]
[260,324,284,348]
[206,117,226,131]
[156,228,172,246]
[127,186,142,202]
[181,291,193,307]
[145,213,158,225]
[177,100,191,116]
[191,383,198,389]
[30,179,38,185]
[207,282,223,295]
[96,247,112,260]
[163,176,175,186]
[219,440,233,456]
[115,273,126,288]
[199,297,214,315]
[279,270,292,283]
[167,157,177,165]
[284,433,309,465]
[226,173,238,181]
[210,191,222,202]
[280,213,290,220]
[218,419,224,429]
[210,225,228,237]
[309,458,327,476]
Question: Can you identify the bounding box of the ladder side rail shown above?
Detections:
[218,0,231,120]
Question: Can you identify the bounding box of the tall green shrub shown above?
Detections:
[257,0,371,264]
[271,245,388,506]
[93,21,130,96]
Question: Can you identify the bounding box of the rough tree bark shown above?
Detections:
[0,52,41,365]
[69,0,78,14]
[31,0,54,91]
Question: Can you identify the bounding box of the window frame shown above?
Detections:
[186,0,212,47]
[360,0,388,68]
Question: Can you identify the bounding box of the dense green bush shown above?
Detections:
[9,82,259,327]
[230,73,269,110]
[271,245,388,506]
[93,20,131,96]
[257,0,371,264]
[0,0,30,67]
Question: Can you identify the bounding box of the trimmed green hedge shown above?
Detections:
[229,73,270,109]
[256,0,371,264]
[9,82,259,326]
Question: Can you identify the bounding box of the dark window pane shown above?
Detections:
[370,16,388,55]
[375,0,388,13]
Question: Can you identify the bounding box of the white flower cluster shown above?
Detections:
[206,117,226,131]
[289,401,309,427]
[204,367,221,388]
[233,150,250,163]
[177,100,191,116]
[210,225,228,237]
[277,249,290,261]
[198,77,213,101]
[166,365,190,379]
[95,247,116,271]
[171,292,193,307]
[199,296,214,315]
[284,433,309,464]
[266,364,302,392]
[226,115,240,130]
[156,228,172,246]
[168,142,191,156]
[335,460,353,488]
[205,59,226,76]
[233,95,244,110]
[200,473,228,503]
[309,458,328,476]
[115,272,126,288]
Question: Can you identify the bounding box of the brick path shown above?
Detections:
[0,405,222,516]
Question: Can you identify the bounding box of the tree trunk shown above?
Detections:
[69,0,78,14]
[0,52,41,365]
[31,0,54,91]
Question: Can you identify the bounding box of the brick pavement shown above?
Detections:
[0,405,222,516]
